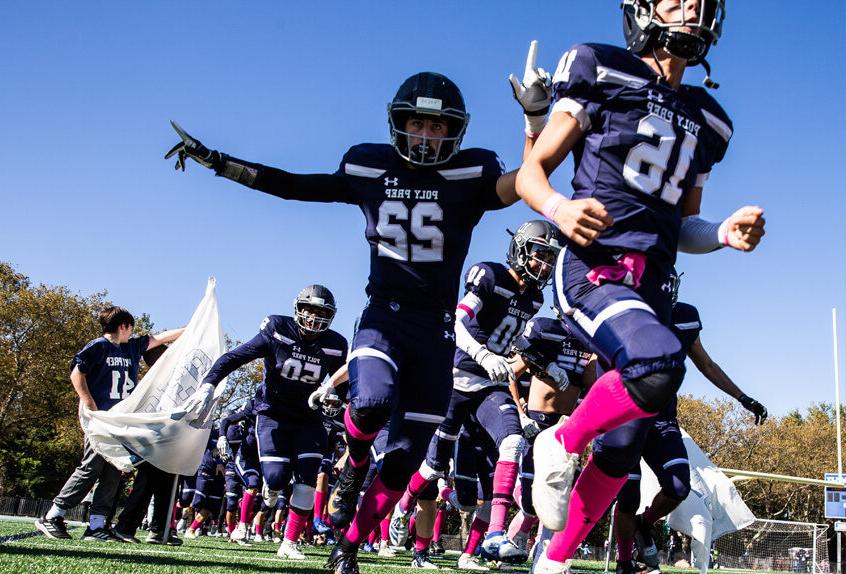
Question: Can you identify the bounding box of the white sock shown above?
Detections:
[89,514,107,530]
[46,504,66,520]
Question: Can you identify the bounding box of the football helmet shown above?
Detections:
[388,72,469,166]
[293,284,337,335]
[506,220,564,288]
[622,0,725,66]
[321,389,344,418]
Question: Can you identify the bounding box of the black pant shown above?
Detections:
[115,463,176,535]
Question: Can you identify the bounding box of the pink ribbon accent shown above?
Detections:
[586,252,647,289]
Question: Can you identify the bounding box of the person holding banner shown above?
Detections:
[35,306,184,541]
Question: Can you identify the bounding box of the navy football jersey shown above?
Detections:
[203,316,347,421]
[72,335,150,410]
[670,302,702,354]
[220,399,257,451]
[551,43,733,264]
[454,262,544,381]
[198,428,222,475]
[516,317,592,386]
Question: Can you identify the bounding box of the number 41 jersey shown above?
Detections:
[454,262,544,386]
[551,43,733,265]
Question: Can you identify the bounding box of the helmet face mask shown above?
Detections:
[388,73,470,167]
[622,0,725,66]
[506,220,564,289]
[321,390,343,418]
[293,285,337,336]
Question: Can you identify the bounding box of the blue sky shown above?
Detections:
[2,2,844,418]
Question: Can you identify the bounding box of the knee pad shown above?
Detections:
[498,434,526,463]
[475,500,491,522]
[290,483,316,510]
[349,406,391,435]
[622,367,686,413]
[616,475,642,514]
[660,464,691,502]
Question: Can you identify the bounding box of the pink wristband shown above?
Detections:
[542,193,566,221]
[717,219,730,246]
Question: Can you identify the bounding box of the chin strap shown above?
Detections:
[701,59,720,89]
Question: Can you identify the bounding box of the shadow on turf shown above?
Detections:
[0,545,327,572]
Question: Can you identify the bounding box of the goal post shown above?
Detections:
[714,518,829,574]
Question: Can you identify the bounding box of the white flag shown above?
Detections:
[638,427,756,574]
[83,278,227,476]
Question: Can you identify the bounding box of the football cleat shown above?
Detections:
[431,538,446,555]
[480,531,528,564]
[412,550,439,569]
[634,515,661,573]
[229,522,248,543]
[533,551,571,574]
[389,502,413,546]
[326,540,361,574]
[328,462,368,529]
[35,516,71,540]
[458,552,490,571]
[254,533,266,543]
[378,539,397,557]
[183,528,199,540]
[277,539,306,560]
[531,421,578,532]
[313,516,332,535]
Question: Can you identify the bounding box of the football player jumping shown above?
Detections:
[167,67,554,573]
[513,1,766,571]
[184,285,348,559]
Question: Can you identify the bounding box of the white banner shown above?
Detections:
[83,278,227,476]
[639,427,756,573]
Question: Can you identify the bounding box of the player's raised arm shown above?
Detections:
[679,187,766,253]
[165,120,350,204]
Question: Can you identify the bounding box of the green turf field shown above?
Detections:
[0,519,753,574]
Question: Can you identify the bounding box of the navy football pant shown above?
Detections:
[255,413,326,491]
[235,432,261,490]
[453,415,498,508]
[192,471,224,512]
[180,475,197,507]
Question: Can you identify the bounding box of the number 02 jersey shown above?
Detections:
[551,43,733,264]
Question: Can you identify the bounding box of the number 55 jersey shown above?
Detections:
[551,43,733,265]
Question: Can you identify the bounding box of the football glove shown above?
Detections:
[519,410,541,440]
[738,394,768,425]
[546,363,570,392]
[182,382,215,420]
[473,347,514,384]
[308,383,333,410]
[508,40,552,136]
[216,435,232,462]
[165,120,222,171]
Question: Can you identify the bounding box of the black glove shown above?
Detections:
[165,120,222,171]
[738,394,767,425]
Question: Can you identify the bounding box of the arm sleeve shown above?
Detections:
[454,264,495,358]
[678,215,724,254]
[215,155,356,205]
[219,403,252,437]
[202,332,269,387]
[549,44,602,133]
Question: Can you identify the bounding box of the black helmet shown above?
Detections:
[293,284,337,335]
[622,0,725,66]
[506,220,564,288]
[388,72,469,166]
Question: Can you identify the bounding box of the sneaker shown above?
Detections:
[533,551,571,574]
[277,539,306,560]
[35,516,71,540]
[378,540,397,557]
[458,553,489,571]
[327,540,361,574]
[183,528,200,540]
[412,550,439,569]
[328,461,369,529]
[113,530,141,544]
[255,533,267,543]
[616,560,639,574]
[431,538,446,555]
[481,531,527,564]
[389,502,412,546]
[165,531,183,546]
[634,516,660,573]
[230,522,248,543]
[313,516,332,535]
[531,421,578,532]
[82,526,121,542]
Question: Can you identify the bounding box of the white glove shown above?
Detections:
[182,382,215,419]
[519,411,541,440]
[216,435,231,461]
[308,383,332,410]
[546,363,571,392]
[474,348,514,384]
[508,40,552,136]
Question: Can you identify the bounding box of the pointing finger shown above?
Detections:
[525,40,539,80]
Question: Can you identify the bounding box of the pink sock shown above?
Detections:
[416,533,432,552]
[490,460,519,532]
[643,505,661,525]
[439,486,454,501]
[190,519,201,530]
[508,511,538,539]
[254,523,262,536]
[556,370,654,454]
[314,488,327,520]
[345,476,404,545]
[284,506,309,542]
[465,516,488,555]
[226,521,235,536]
[380,515,390,540]
[399,471,433,513]
[433,508,445,541]
[546,456,627,562]
[239,491,256,525]
[409,515,416,537]
[273,521,280,530]
[368,529,379,545]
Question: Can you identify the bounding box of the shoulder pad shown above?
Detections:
[464,262,498,295]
